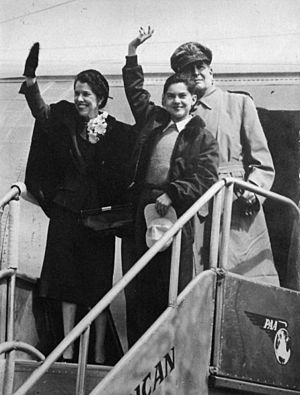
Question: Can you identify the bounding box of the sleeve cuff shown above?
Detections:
[125,55,138,67]
[19,81,39,95]
[165,184,177,206]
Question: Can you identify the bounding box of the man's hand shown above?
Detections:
[238,190,257,205]
[155,193,172,217]
[235,188,259,216]
[128,26,154,56]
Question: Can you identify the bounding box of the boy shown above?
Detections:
[122,27,219,345]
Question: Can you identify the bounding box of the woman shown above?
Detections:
[20,43,134,363]
[170,42,279,285]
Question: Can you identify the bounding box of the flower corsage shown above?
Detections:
[87,111,108,144]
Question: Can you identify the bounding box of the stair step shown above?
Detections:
[13,360,112,394]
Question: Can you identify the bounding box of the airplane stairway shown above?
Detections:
[10,269,217,394]
[1,178,299,394]
[12,361,111,394]
[8,302,124,394]
[9,269,300,395]
[88,270,300,395]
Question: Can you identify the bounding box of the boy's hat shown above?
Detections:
[144,204,177,252]
[170,42,213,72]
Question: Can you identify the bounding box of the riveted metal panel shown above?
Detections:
[212,273,300,391]
[91,270,217,395]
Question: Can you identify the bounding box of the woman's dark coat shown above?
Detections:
[21,82,134,216]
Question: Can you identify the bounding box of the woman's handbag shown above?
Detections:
[80,204,134,236]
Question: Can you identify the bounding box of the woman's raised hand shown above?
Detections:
[23,42,39,78]
[128,26,154,55]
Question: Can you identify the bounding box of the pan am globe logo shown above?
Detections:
[274,328,291,365]
[245,311,291,365]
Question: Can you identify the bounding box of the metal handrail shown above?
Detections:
[13,180,225,395]
[12,178,300,394]
[0,183,46,395]
[0,268,15,280]
[0,341,45,361]
[225,177,300,214]
[0,183,27,209]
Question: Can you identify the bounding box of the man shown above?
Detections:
[170,41,279,285]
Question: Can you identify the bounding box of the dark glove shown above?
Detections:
[23,42,39,77]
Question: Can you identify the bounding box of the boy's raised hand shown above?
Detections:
[137,26,154,45]
[128,26,154,55]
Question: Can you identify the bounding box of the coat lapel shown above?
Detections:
[181,115,206,141]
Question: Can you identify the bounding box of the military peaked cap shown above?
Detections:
[170,42,213,72]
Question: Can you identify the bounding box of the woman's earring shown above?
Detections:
[98,98,103,110]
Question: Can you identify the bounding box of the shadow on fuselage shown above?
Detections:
[258,108,300,288]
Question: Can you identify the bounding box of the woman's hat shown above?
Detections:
[144,204,177,252]
[170,42,213,72]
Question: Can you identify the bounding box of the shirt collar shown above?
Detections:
[197,85,217,109]
[164,115,192,133]
[176,116,192,132]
